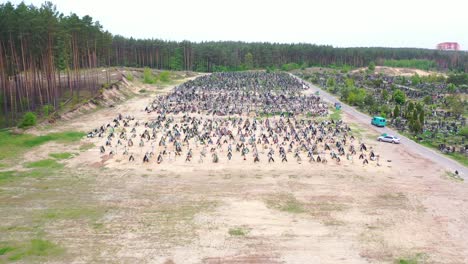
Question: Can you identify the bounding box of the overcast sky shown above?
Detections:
[6,0,468,49]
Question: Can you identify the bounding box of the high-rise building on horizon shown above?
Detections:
[436,42,460,51]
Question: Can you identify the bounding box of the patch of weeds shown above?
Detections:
[1,163,64,185]
[398,259,417,264]
[49,152,74,160]
[374,192,408,208]
[0,226,36,233]
[323,219,346,226]
[310,201,348,212]
[21,169,50,178]
[395,253,428,264]
[349,124,365,138]
[126,73,134,81]
[139,89,147,93]
[79,143,95,151]
[330,108,342,121]
[0,246,16,256]
[144,200,218,245]
[1,239,63,261]
[228,227,249,236]
[443,171,464,182]
[282,200,305,213]
[0,169,52,185]
[25,159,63,169]
[266,193,305,214]
[0,171,16,184]
[41,207,102,222]
[92,223,104,230]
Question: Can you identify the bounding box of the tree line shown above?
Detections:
[1,1,467,126]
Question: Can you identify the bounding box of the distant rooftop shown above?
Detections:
[436,42,460,51]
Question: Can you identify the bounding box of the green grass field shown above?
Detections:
[49,152,75,160]
[0,131,84,161]
[0,239,64,262]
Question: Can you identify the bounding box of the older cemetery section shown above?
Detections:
[294,67,468,166]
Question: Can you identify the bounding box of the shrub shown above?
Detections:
[158,71,170,82]
[143,68,156,84]
[459,126,468,139]
[447,73,468,86]
[126,73,134,81]
[71,95,81,108]
[411,74,421,86]
[447,83,456,93]
[392,89,406,105]
[42,104,54,117]
[18,112,37,128]
[326,77,336,88]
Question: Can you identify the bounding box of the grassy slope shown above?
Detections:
[0,131,84,161]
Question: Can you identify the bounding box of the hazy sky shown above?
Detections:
[6,0,468,49]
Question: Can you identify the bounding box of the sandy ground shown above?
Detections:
[350,66,444,77]
[295,66,442,77]
[2,76,468,264]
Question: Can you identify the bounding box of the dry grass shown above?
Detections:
[140,200,219,246]
[228,226,250,237]
[265,193,306,214]
[443,171,464,182]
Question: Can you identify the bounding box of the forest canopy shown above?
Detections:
[1,1,467,73]
[0,1,467,126]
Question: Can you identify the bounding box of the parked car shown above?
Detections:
[371,116,386,127]
[377,134,400,144]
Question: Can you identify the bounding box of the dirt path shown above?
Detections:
[292,74,467,177]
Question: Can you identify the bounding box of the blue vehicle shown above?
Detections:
[371,116,386,127]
